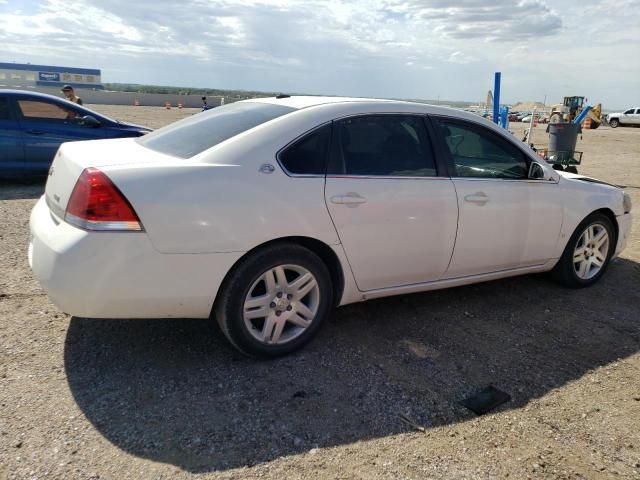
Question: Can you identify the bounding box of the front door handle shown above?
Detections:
[464,192,489,205]
[330,192,367,206]
[26,129,45,135]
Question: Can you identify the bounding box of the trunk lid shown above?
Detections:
[44,138,173,218]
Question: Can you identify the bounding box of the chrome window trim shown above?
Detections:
[449,177,555,183]
[326,175,447,180]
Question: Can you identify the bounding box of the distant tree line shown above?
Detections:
[103,83,475,108]
[103,83,280,101]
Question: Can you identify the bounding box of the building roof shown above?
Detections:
[0,62,100,76]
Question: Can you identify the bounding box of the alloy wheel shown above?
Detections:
[243,264,320,345]
[573,223,610,280]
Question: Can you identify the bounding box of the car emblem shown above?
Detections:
[259,163,275,174]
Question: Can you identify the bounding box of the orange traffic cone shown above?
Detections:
[582,117,592,129]
[133,99,140,106]
[178,102,183,109]
[165,101,171,110]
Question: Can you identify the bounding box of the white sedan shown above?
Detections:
[29,96,633,357]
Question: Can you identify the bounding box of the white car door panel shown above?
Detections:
[325,177,458,290]
[324,114,459,291]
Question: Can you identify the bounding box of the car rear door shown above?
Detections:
[430,116,563,278]
[15,97,99,173]
[0,96,25,173]
[324,114,458,291]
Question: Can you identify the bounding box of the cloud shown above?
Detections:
[383,0,563,40]
[0,0,637,108]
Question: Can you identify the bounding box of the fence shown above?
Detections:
[18,86,225,108]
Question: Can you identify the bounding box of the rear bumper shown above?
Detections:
[614,212,632,258]
[29,196,243,318]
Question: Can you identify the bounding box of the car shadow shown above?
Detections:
[0,178,45,200]
[64,257,640,472]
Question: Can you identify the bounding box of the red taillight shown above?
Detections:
[65,167,143,231]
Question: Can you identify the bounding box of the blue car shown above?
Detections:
[0,89,152,176]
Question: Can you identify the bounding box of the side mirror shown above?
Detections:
[79,115,100,128]
[528,161,545,180]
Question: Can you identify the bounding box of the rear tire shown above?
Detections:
[551,213,616,288]
[609,118,619,128]
[214,243,333,357]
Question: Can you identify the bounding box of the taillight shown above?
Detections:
[65,167,143,231]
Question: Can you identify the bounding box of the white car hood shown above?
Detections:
[557,171,623,189]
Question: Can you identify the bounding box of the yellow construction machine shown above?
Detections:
[549,96,602,129]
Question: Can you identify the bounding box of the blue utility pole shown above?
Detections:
[493,72,501,124]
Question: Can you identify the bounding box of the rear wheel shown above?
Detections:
[609,118,619,128]
[214,243,333,357]
[551,213,615,288]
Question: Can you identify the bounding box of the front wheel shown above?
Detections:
[214,243,333,357]
[551,213,616,288]
[609,118,619,128]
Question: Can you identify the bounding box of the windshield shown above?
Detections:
[137,101,295,158]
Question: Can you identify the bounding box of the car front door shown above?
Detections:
[0,96,25,173]
[324,114,458,291]
[431,117,563,278]
[620,108,635,125]
[15,98,99,173]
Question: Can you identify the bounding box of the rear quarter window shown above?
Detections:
[278,123,331,175]
[138,102,295,158]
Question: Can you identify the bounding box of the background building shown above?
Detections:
[0,62,103,90]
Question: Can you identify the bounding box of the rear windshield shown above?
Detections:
[138,102,295,158]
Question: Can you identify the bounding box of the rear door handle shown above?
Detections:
[464,192,489,205]
[330,193,367,206]
[26,129,45,135]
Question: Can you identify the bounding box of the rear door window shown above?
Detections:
[138,102,295,158]
[328,115,437,176]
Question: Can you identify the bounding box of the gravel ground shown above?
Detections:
[1,108,639,479]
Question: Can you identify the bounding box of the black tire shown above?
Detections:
[551,213,616,288]
[565,166,578,174]
[213,243,333,358]
[609,118,619,128]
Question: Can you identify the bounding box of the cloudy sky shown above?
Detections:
[1,0,638,108]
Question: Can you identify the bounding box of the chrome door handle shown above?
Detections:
[330,193,367,206]
[464,192,489,205]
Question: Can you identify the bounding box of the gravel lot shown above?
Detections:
[1,107,639,479]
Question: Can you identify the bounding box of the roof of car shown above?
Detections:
[0,89,63,98]
[247,95,406,110]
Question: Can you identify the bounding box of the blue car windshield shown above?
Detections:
[137,102,295,159]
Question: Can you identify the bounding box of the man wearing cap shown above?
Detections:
[61,85,83,105]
